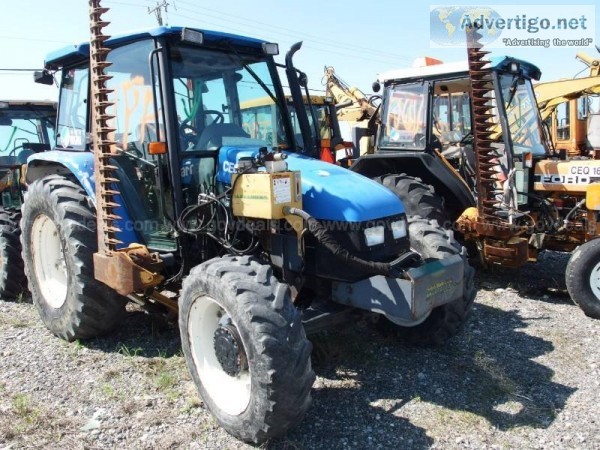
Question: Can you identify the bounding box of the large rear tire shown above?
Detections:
[179,255,315,444]
[566,240,600,319]
[20,175,126,341]
[0,209,26,300]
[374,174,447,226]
[382,216,476,345]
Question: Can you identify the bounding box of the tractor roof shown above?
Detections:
[379,56,541,83]
[45,26,270,70]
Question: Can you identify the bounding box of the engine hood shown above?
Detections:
[285,153,404,222]
[214,147,405,222]
[534,159,600,192]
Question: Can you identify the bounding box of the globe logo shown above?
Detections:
[430,6,504,47]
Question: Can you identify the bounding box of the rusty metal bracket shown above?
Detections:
[94,245,164,296]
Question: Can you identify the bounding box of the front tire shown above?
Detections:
[179,255,315,444]
[566,240,600,319]
[0,209,26,299]
[21,175,126,341]
[383,216,476,345]
[374,174,447,225]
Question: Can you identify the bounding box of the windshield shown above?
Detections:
[379,83,428,149]
[240,99,330,149]
[169,45,289,152]
[0,105,55,159]
[498,74,546,156]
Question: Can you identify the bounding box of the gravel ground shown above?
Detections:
[1,250,599,450]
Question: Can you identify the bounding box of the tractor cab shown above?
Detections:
[376,56,546,162]
[353,56,547,218]
[0,100,55,208]
[39,27,298,252]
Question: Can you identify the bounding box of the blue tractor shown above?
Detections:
[0,100,55,299]
[22,4,475,443]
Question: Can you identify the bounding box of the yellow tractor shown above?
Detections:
[535,48,600,158]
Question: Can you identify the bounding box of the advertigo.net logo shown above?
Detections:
[430,5,595,48]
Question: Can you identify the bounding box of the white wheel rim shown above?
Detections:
[188,295,251,416]
[31,214,68,309]
[590,261,600,299]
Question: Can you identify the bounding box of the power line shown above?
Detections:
[175,0,412,61]
[168,11,396,67]
[106,0,412,63]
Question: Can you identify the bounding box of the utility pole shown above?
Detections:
[148,1,173,26]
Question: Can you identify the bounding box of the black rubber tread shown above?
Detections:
[566,240,600,319]
[374,173,447,225]
[179,255,315,444]
[20,175,126,341]
[0,209,26,300]
[383,216,476,345]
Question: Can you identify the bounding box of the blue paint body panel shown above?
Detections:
[45,26,268,69]
[211,147,405,222]
[27,151,139,247]
[285,153,405,221]
[490,56,541,81]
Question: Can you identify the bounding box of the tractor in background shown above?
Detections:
[240,94,353,164]
[19,1,475,443]
[535,47,600,158]
[0,100,55,299]
[351,26,600,319]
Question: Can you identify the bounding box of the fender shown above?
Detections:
[26,150,139,247]
[351,152,475,220]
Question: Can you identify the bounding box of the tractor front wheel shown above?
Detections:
[566,240,600,319]
[381,216,476,345]
[21,175,126,341]
[374,174,447,226]
[179,255,314,444]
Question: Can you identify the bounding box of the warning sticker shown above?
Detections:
[273,176,292,204]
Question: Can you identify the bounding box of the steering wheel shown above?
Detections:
[203,110,225,125]
[413,133,426,147]
[459,131,473,146]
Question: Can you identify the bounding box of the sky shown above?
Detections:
[0,0,598,102]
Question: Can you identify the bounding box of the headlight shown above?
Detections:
[364,225,385,247]
[391,219,407,239]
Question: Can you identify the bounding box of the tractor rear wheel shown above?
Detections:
[0,209,26,300]
[374,174,447,226]
[179,255,314,444]
[566,240,600,319]
[381,216,476,345]
[20,175,126,341]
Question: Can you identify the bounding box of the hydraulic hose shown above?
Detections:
[283,207,421,278]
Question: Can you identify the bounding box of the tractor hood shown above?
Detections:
[215,147,405,222]
[285,153,405,221]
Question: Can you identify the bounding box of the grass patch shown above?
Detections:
[156,371,177,390]
[117,343,144,358]
[473,349,519,398]
[12,394,40,426]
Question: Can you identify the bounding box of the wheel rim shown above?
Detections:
[590,261,600,299]
[188,295,251,416]
[31,214,68,308]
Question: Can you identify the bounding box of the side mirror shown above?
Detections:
[34,70,54,86]
[298,72,308,88]
[372,81,381,93]
[0,117,13,126]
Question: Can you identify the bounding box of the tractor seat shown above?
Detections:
[195,123,250,150]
